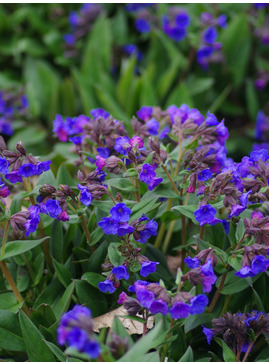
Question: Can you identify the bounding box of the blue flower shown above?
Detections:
[98,279,115,293]
[77,184,92,207]
[197,169,212,181]
[63,34,76,45]
[42,199,62,219]
[117,223,134,236]
[149,299,168,315]
[202,326,214,344]
[194,205,217,226]
[203,27,218,44]
[84,340,100,359]
[146,118,159,135]
[137,219,158,244]
[184,256,200,269]
[67,328,88,351]
[114,136,132,155]
[0,158,9,174]
[136,288,155,308]
[98,217,119,235]
[5,170,23,183]
[90,108,109,120]
[112,265,129,280]
[190,294,208,314]
[137,106,153,121]
[36,161,51,175]
[110,203,132,223]
[135,18,151,33]
[217,14,227,28]
[140,261,159,277]
[170,302,190,319]
[18,163,37,178]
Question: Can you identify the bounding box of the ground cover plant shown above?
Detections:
[1,2,269,363]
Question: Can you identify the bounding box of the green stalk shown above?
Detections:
[1,219,10,256]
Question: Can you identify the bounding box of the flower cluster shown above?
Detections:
[57,305,100,359]
[197,12,227,70]
[63,4,104,57]
[252,4,269,45]
[203,311,269,356]
[0,89,28,136]
[162,7,190,42]
[119,280,208,319]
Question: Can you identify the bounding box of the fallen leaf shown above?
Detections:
[93,306,154,335]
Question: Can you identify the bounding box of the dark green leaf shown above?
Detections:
[214,337,236,362]
[0,309,25,352]
[19,310,55,361]
[0,237,50,261]
[53,259,72,288]
[76,280,107,317]
[179,346,194,362]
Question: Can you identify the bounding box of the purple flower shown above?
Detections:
[112,265,129,280]
[136,288,155,308]
[42,199,62,219]
[135,18,151,33]
[148,177,163,191]
[63,34,76,45]
[114,136,132,155]
[218,14,227,28]
[69,136,83,145]
[190,294,208,314]
[146,118,159,135]
[96,147,110,158]
[201,259,217,292]
[5,170,23,183]
[197,169,212,181]
[137,106,153,121]
[140,261,159,277]
[90,108,109,120]
[18,163,37,178]
[98,279,115,293]
[194,205,217,226]
[110,203,132,223]
[175,11,190,28]
[251,255,269,274]
[84,340,100,359]
[184,257,200,269]
[203,326,214,344]
[137,219,158,244]
[0,158,9,174]
[118,292,128,304]
[149,299,168,315]
[203,27,218,44]
[139,164,156,184]
[117,223,134,236]
[98,217,119,235]
[170,302,190,319]
[36,161,51,175]
[67,328,88,351]
[159,126,170,139]
[77,184,92,206]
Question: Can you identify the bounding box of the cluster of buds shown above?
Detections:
[0,140,51,182]
[203,311,269,356]
[244,211,269,245]
[118,280,208,319]
[63,4,104,57]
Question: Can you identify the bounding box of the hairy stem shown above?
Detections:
[154,199,173,249]
[242,341,255,362]
[80,215,94,252]
[161,165,180,195]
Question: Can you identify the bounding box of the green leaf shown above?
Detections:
[88,241,109,273]
[37,169,57,187]
[108,243,124,267]
[76,280,107,317]
[123,168,138,178]
[218,271,259,295]
[116,56,137,107]
[184,313,214,333]
[220,13,251,87]
[43,340,66,362]
[165,82,193,109]
[0,309,25,352]
[118,320,164,362]
[81,272,106,289]
[19,310,55,361]
[56,164,75,188]
[235,218,245,243]
[228,256,242,271]
[55,280,77,319]
[214,337,236,362]
[179,346,194,362]
[246,79,259,120]
[53,259,72,288]
[189,77,215,96]
[111,317,133,347]
[108,178,137,192]
[171,205,199,224]
[0,237,49,261]
[7,126,47,150]
[130,193,159,220]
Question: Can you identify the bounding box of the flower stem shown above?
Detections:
[242,341,255,362]
[1,219,10,256]
[135,177,140,202]
[161,164,180,195]
[160,318,175,361]
[0,260,29,315]
[208,271,228,313]
[80,215,94,252]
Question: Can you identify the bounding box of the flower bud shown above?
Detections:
[16,142,26,156]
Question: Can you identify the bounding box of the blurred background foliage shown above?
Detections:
[0,3,269,160]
